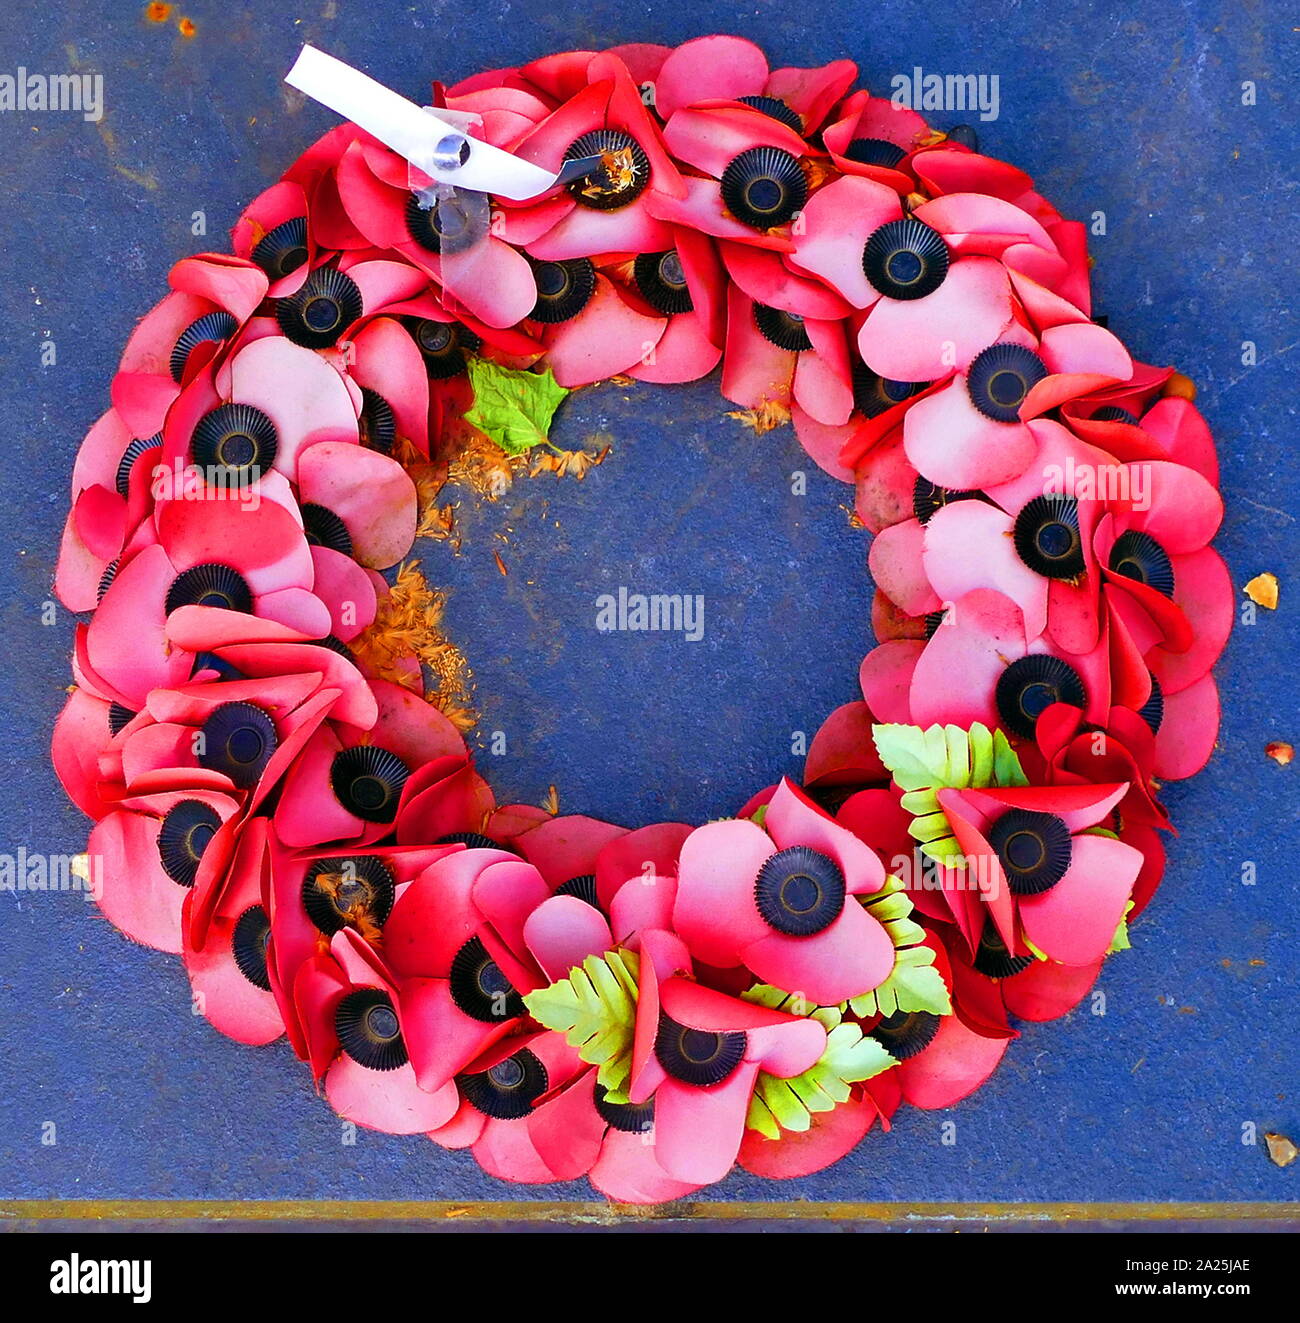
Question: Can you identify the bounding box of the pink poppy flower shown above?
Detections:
[426,1029,588,1183]
[524,233,725,387]
[673,779,896,1004]
[232,179,315,297]
[181,815,285,1046]
[860,587,1115,740]
[653,34,856,134]
[617,928,827,1185]
[720,267,855,427]
[500,50,686,261]
[926,780,1143,970]
[293,925,461,1134]
[525,1063,705,1203]
[113,254,268,439]
[377,848,556,1093]
[85,478,327,707]
[85,785,242,953]
[899,320,1133,491]
[821,89,932,194]
[274,678,469,848]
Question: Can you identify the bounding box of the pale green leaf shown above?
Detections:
[464,359,569,455]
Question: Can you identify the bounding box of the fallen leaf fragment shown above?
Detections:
[1265,741,1294,766]
[1264,1132,1298,1168]
[1244,572,1279,609]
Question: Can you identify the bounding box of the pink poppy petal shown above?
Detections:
[1153,672,1220,780]
[764,778,887,895]
[1018,833,1143,965]
[296,442,418,569]
[87,810,187,952]
[1001,958,1102,1022]
[654,35,768,119]
[524,895,616,983]
[788,175,901,308]
[858,639,924,724]
[896,1011,1009,1108]
[516,814,630,888]
[744,900,896,1006]
[627,309,722,384]
[325,1056,460,1134]
[909,588,1026,730]
[870,517,943,617]
[672,819,777,967]
[542,274,665,387]
[739,1089,879,1179]
[804,701,888,789]
[653,1065,760,1184]
[923,499,1049,641]
[589,1126,703,1204]
[903,377,1037,489]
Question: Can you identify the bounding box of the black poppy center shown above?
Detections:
[987,808,1073,896]
[754,845,845,936]
[995,654,1087,739]
[157,799,222,887]
[564,129,650,210]
[655,1011,747,1087]
[198,702,277,788]
[330,746,410,822]
[303,856,396,935]
[276,267,363,349]
[1108,530,1175,598]
[449,936,524,1023]
[720,147,807,230]
[456,1047,548,1119]
[1013,495,1084,580]
[231,905,272,991]
[967,343,1049,423]
[335,987,408,1071]
[863,219,949,301]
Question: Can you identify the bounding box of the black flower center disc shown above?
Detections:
[251,216,309,280]
[868,1009,941,1060]
[853,363,926,418]
[843,137,907,169]
[863,219,949,301]
[408,317,480,379]
[564,129,650,210]
[358,387,397,455]
[1139,673,1165,735]
[448,936,525,1022]
[528,257,597,323]
[198,701,278,788]
[404,190,487,255]
[912,477,982,525]
[107,702,136,735]
[720,146,807,230]
[554,873,601,908]
[973,919,1034,979]
[1092,404,1139,425]
[1108,530,1175,598]
[456,1047,549,1119]
[737,94,803,133]
[190,403,278,483]
[300,502,354,556]
[966,343,1048,422]
[275,266,363,349]
[165,563,254,615]
[995,654,1087,739]
[1013,495,1085,579]
[655,1011,747,1086]
[594,1083,655,1133]
[114,433,163,500]
[987,808,1073,895]
[753,845,846,936]
[753,302,813,352]
[156,798,222,887]
[302,855,396,934]
[335,987,408,1071]
[329,745,410,822]
[231,904,272,990]
[170,311,239,383]
[633,248,693,316]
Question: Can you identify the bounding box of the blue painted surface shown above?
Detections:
[0,0,1295,1205]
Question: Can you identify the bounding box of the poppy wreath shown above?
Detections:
[52,35,1230,1203]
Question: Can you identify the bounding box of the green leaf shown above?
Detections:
[463,359,569,456]
[847,875,953,1019]
[1108,899,1136,954]
[740,987,898,1139]
[522,949,639,1097]
[872,722,1029,865]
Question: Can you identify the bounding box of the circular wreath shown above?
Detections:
[53,35,1229,1203]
